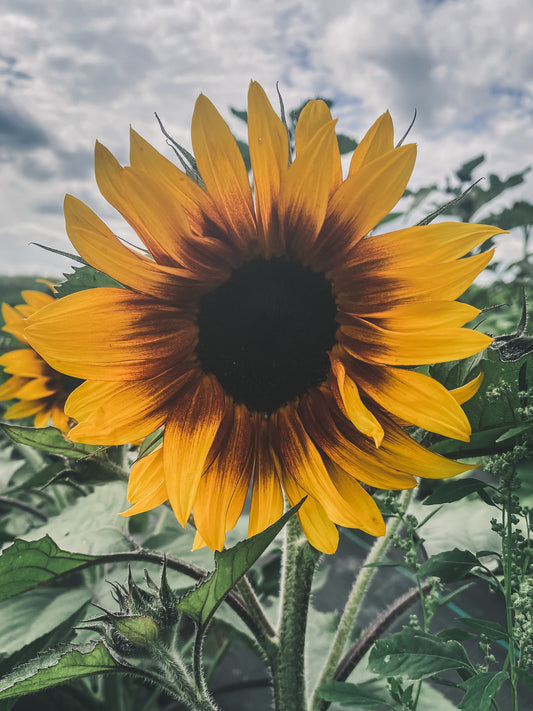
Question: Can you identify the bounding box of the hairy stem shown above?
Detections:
[310,488,413,711]
[503,485,518,711]
[271,514,321,711]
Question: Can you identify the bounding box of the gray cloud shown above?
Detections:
[0,96,48,151]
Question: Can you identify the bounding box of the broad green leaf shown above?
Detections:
[316,680,398,708]
[417,549,480,583]
[0,587,91,656]
[0,425,100,459]
[368,628,473,680]
[496,423,533,442]
[178,501,302,627]
[423,478,491,506]
[0,536,95,602]
[458,670,508,710]
[54,264,123,298]
[0,642,123,700]
[459,617,508,641]
[517,668,533,690]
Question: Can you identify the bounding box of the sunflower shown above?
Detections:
[0,288,72,433]
[25,82,500,553]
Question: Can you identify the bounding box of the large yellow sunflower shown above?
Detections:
[25,82,500,553]
[0,289,71,433]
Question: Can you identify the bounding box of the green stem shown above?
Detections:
[271,514,321,711]
[503,486,518,711]
[310,488,413,711]
[236,575,278,658]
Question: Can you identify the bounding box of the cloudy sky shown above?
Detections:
[1,0,532,275]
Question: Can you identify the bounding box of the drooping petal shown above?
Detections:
[247,81,289,256]
[2,303,25,341]
[349,111,394,174]
[163,375,226,526]
[248,416,284,537]
[450,372,484,404]
[345,357,472,440]
[347,300,480,329]
[25,288,197,381]
[330,357,383,446]
[121,446,168,516]
[67,365,195,445]
[193,404,253,551]
[281,476,339,554]
[192,94,256,253]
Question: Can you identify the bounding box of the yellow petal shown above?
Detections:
[192,94,256,252]
[163,376,225,526]
[281,476,339,554]
[247,81,289,256]
[0,349,50,378]
[330,357,383,446]
[352,362,472,441]
[295,100,342,191]
[349,111,394,174]
[340,318,492,366]
[326,459,386,536]
[193,404,253,551]
[352,300,480,329]
[0,375,27,400]
[4,398,46,419]
[25,288,197,381]
[449,372,484,405]
[248,417,284,537]
[2,304,25,341]
[20,291,54,310]
[16,377,56,400]
[121,446,168,516]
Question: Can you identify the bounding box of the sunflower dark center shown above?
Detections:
[196,257,338,414]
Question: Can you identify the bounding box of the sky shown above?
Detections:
[1,0,532,275]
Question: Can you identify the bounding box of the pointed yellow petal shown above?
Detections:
[340,318,492,366]
[353,301,480,329]
[0,375,27,400]
[295,100,342,191]
[25,288,197,381]
[248,419,284,538]
[20,291,54,310]
[121,446,168,516]
[4,399,46,419]
[449,372,484,405]
[349,111,394,174]
[0,349,50,378]
[163,376,225,526]
[2,304,25,341]
[192,94,256,252]
[193,404,253,551]
[16,377,56,400]
[352,362,473,441]
[281,475,339,554]
[330,357,383,446]
[247,81,289,256]
[326,459,386,536]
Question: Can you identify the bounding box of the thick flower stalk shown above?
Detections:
[0,288,72,433]
[25,82,501,553]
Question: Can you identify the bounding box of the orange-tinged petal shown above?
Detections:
[0,349,51,378]
[282,476,339,554]
[34,409,52,428]
[25,288,197,381]
[20,291,54,310]
[345,222,504,270]
[350,300,480,329]
[340,318,492,366]
[326,459,386,536]
[350,361,472,441]
[126,446,165,503]
[280,120,338,254]
[16,377,56,400]
[64,195,208,301]
[247,81,289,256]
[248,417,284,537]
[4,398,47,419]
[349,111,394,174]
[450,372,484,405]
[2,303,25,341]
[330,357,383,446]
[295,100,342,191]
[193,404,253,551]
[192,94,256,252]
[163,375,226,526]
[129,127,219,235]
[67,366,194,445]
[0,375,27,399]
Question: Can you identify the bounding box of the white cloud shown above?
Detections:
[0,0,532,273]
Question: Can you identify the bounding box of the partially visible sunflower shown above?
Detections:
[0,287,72,433]
[25,82,501,553]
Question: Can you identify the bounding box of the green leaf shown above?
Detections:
[458,670,508,710]
[0,642,123,700]
[54,264,123,298]
[459,617,508,641]
[0,536,95,602]
[178,501,302,627]
[517,668,533,690]
[235,138,251,172]
[418,549,480,583]
[369,628,473,680]
[496,423,533,442]
[316,680,398,708]
[423,478,491,505]
[0,425,100,459]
